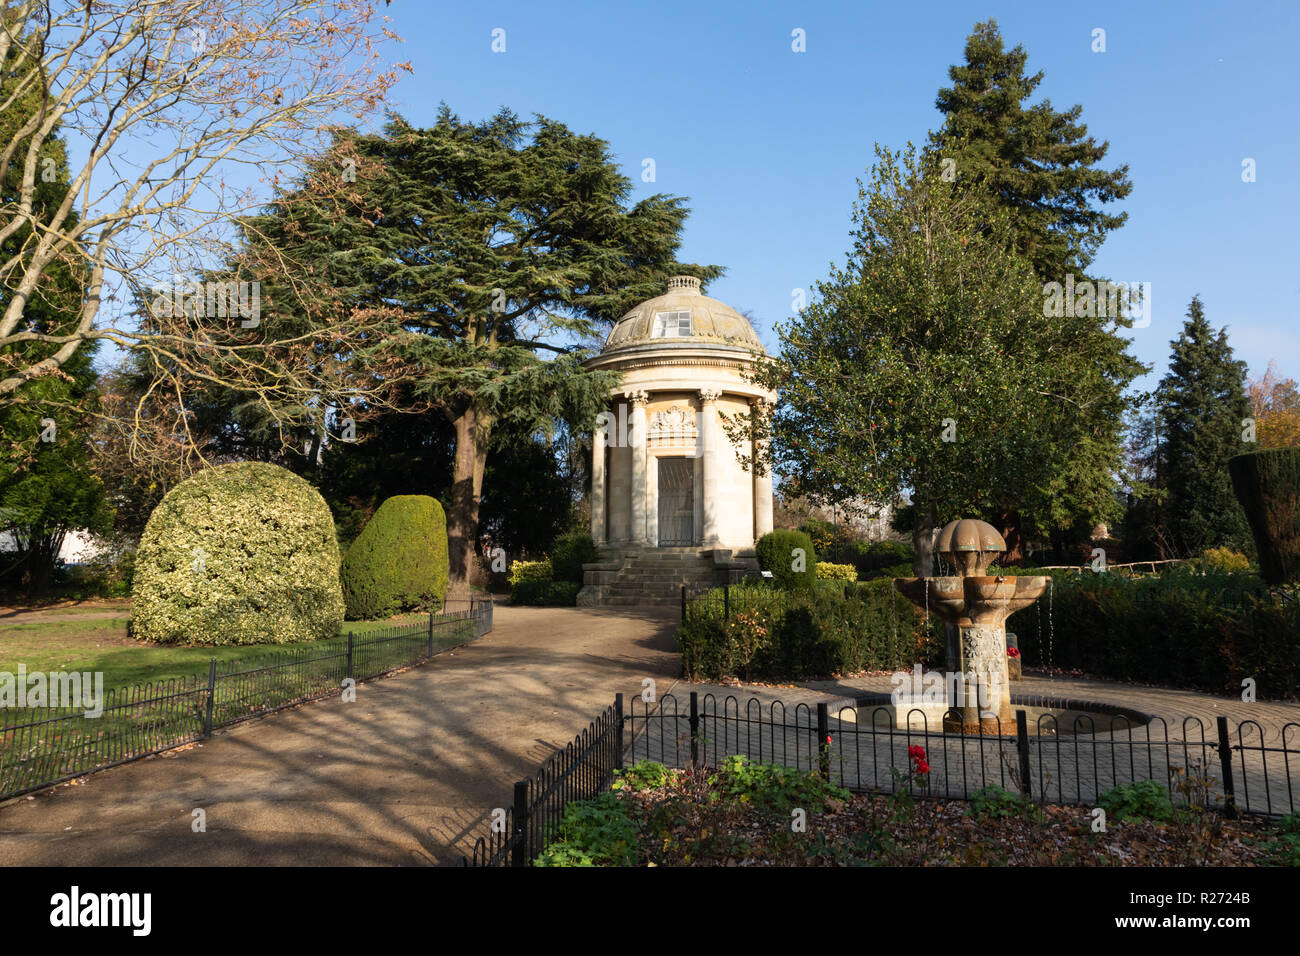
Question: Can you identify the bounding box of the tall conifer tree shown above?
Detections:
[928,20,1145,559]
[1155,296,1253,555]
[930,19,1133,277]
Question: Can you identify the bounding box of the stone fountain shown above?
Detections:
[893,519,1048,734]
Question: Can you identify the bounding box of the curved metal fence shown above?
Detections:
[465,686,1299,866]
[0,597,493,801]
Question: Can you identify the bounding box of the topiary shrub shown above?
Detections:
[756,529,817,589]
[549,531,598,583]
[511,579,582,606]
[132,462,345,645]
[341,495,449,620]
[1229,448,1300,586]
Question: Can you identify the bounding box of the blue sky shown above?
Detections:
[377,0,1299,393]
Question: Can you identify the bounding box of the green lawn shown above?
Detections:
[0,607,441,690]
[1,601,486,799]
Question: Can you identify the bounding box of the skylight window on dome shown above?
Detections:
[652,311,692,337]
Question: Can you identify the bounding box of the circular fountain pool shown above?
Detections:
[852,693,1154,737]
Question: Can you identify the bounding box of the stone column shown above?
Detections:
[590,409,607,545]
[646,443,659,547]
[626,389,650,546]
[751,398,774,541]
[698,388,722,548]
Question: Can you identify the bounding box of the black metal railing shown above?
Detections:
[626,692,1299,819]
[464,694,624,867]
[461,687,1297,866]
[0,596,493,801]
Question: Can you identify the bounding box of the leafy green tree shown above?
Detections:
[0,341,112,595]
[222,107,719,584]
[929,19,1146,557]
[1155,296,1253,555]
[751,146,1096,576]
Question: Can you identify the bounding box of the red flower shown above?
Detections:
[907,745,930,775]
[1008,647,1021,658]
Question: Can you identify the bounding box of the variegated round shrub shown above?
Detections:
[131,462,345,644]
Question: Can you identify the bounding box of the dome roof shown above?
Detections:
[601,276,763,353]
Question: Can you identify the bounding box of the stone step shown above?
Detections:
[580,547,737,607]
[597,595,682,606]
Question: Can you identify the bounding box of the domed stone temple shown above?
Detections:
[577,276,776,606]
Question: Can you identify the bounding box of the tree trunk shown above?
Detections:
[996,507,1024,565]
[19,529,65,598]
[447,405,493,587]
[306,429,323,469]
[911,497,937,578]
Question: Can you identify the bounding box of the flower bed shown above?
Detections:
[534,759,1300,867]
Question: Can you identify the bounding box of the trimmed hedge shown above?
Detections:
[862,561,915,583]
[816,562,859,581]
[341,495,449,620]
[550,531,598,583]
[849,540,913,577]
[1229,447,1300,586]
[1015,567,1300,697]
[508,560,552,589]
[756,530,817,589]
[511,579,582,606]
[132,462,345,645]
[679,579,943,681]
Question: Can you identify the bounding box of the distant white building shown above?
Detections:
[0,529,108,564]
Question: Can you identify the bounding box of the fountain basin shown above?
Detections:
[853,694,1153,737]
[891,520,1055,734]
[892,575,1048,626]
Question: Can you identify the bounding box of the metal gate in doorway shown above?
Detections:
[657,457,694,546]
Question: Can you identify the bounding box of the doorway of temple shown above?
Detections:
[657,457,695,546]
